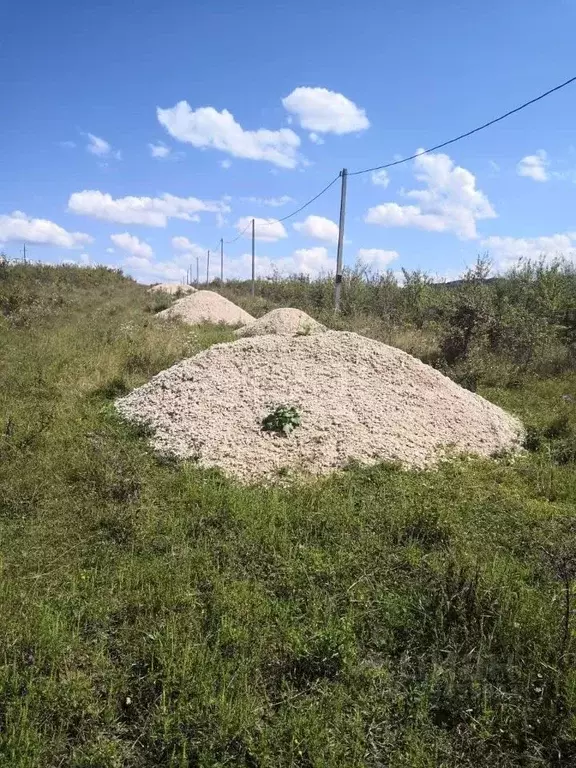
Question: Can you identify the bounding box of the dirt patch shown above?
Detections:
[157,290,254,326]
[116,331,523,483]
[235,308,326,338]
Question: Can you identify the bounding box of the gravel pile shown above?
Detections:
[235,308,326,338]
[116,331,523,483]
[157,290,254,326]
[148,283,196,295]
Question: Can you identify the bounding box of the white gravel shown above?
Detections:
[157,290,254,326]
[116,331,523,483]
[148,283,197,295]
[235,308,326,338]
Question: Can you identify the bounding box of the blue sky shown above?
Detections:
[2,0,576,283]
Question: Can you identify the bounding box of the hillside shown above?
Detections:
[1,263,576,767]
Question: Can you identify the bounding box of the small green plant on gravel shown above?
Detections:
[261,404,301,435]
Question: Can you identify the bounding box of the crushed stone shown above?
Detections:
[116,331,524,483]
[235,307,326,338]
[157,290,254,326]
[148,283,197,295]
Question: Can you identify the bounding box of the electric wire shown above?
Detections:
[349,75,576,176]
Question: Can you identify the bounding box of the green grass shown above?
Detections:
[2,264,576,766]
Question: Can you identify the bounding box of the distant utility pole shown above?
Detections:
[220,238,224,282]
[251,218,255,297]
[334,168,348,312]
[22,243,27,265]
[206,250,210,286]
[196,255,199,287]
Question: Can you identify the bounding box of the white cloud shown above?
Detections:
[220,159,232,169]
[489,160,500,173]
[371,169,389,188]
[235,216,287,242]
[157,102,301,168]
[0,211,92,249]
[517,150,549,182]
[172,236,195,251]
[148,142,171,158]
[241,195,294,207]
[68,190,227,227]
[293,214,339,244]
[59,140,76,149]
[226,246,333,280]
[111,232,154,260]
[106,247,115,254]
[365,150,496,240]
[356,248,399,270]
[289,246,333,275]
[482,233,576,269]
[282,87,369,134]
[309,132,324,145]
[171,236,205,260]
[85,133,121,160]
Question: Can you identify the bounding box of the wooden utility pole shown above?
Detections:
[334,168,348,312]
[206,250,210,286]
[251,219,255,296]
[196,256,199,287]
[22,243,27,265]
[220,238,224,282]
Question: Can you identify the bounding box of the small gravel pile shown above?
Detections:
[235,308,326,338]
[116,331,523,482]
[157,290,254,326]
[148,283,196,295]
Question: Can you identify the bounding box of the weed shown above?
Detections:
[262,404,302,435]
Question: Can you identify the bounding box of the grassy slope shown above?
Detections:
[1,266,576,767]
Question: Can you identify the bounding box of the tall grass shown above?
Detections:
[1,263,576,766]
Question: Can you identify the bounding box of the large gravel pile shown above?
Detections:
[157,290,254,326]
[235,308,326,338]
[116,331,523,482]
[148,283,196,295]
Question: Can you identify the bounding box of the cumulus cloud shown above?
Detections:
[0,211,92,249]
[235,216,287,242]
[356,248,399,270]
[148,142,171,158]
[85,133,121,160]
[309,132,324,145]
[282,87,369,134]
[517,150,549,182]
[157,102,301,168]
[110,232,154,260]
[365,150,496,240]
[241,195,294,207]
[293,214,339,244]
[220,159,232,169]
[371,169,389,188]
[171,236,205,260]
[482,233,576,269]
[68,190,227,227]
[226,246,332,280]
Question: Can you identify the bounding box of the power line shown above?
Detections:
[263,173,341,224]
[222,174,341,243]
[223,218,252,244]
[349,74,576,177]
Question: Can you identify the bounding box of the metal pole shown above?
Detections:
[220,238,224,282]
[206,250,210,286]
[196,256,199,287]
[23,243,27,265]
[334,168,348,312]
[251,218,255,296]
